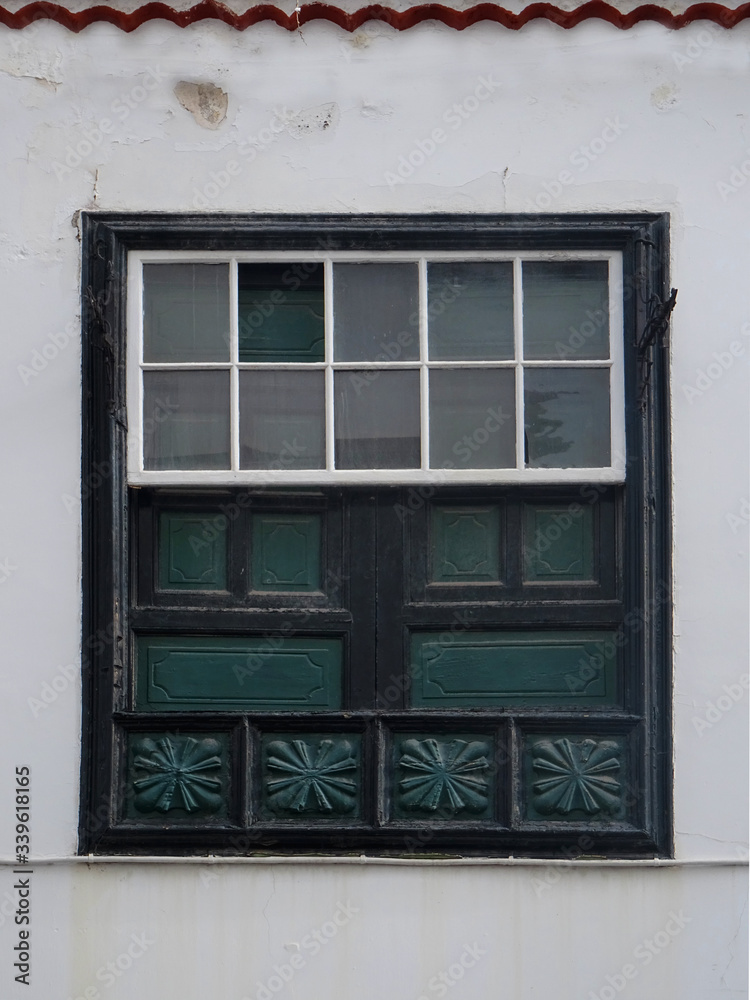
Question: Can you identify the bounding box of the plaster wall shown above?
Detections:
[0,17,747,999]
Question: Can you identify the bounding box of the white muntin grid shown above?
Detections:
[126,249,626,486]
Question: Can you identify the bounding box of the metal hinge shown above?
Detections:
[638,287,678,405]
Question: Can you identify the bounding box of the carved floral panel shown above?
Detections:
[393,736,493,820]
[525,735,626,821]
[126,732,230,821]
[261,735,361,820]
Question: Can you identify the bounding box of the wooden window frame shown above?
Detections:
[80,213,672,857]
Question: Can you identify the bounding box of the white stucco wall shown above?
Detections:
[0,17,747,999]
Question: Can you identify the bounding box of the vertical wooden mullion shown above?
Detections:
[324,259,335,471]
[229,259,240,471]
[513,257,525,469]
[232,489,250,602]
[375,489,406,711]
[346,490,377,710]
[418,257,430,470]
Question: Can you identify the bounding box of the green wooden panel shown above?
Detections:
[392,734,494,820]
[410,631,617,706]
[252,514,321,592]
[137,636,342,710]
[125,731,231,821]
[524,734,626,821]
[431,506,501,583]
[158,512,227,591]
[238,263,324,363]
[260,734,361,819]
[523,504,594,583]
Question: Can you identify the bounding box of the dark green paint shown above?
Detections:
[252,513,322,592]
[158,512,227,591]
[392,734,494,820]
[410,631,617,706]
[523,503,595,583]
[431,506,501,583]
[260,733,361,820]
[523,734,626,822]
[125,730,231,822]
[137,635,342,710]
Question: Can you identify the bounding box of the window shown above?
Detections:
[80,214,672,856]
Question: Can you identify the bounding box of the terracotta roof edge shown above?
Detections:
[0,0,747,31]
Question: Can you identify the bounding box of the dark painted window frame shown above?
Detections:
[80,213,672,857]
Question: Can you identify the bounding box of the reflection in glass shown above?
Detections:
[525,368,610,468]
[143,264,230,362]
[335,370,420,469]
[333,264,419,362]
[523,261,609,361]
[428,262,514,360]
[240,371,325,470]
[143,370,230,470]
[429,369,516,470]
[238,263,325,363]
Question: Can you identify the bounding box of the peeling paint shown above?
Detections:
[174,81,228,130]
[284,102,340,140]
[0,42,63,87]
[651,82,681,112]
[361,100,395,120]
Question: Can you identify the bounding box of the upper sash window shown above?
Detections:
[128,252,625,485]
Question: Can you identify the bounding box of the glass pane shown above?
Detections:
[525,368,611,468]
[523,261,609,361]
[143,263,229,362]
[429,369,516,470]
[238,263,324,363]
[428,262,514,360]
[240,371,325,470]
[335,370,420,469]
[143,370,230,470]
[333,263,419,362]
